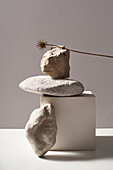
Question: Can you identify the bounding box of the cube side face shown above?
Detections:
[40,94,96,151]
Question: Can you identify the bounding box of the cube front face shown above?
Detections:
[40,92,96,151]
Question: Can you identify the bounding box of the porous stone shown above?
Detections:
[25,104,57,157]
[40,46,70,79]
[19,75,84,96]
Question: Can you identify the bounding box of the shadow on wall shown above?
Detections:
[42,136,113,161]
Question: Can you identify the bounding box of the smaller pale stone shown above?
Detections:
[41,46,70,79]
[19,75,84,96]
[25,104,57,157]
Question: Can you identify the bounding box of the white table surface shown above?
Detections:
[0,129,113,170]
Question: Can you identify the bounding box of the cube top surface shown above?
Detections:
[42,91,95,98]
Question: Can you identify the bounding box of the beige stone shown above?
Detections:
[25,104,57,157]
[40,46,70,79]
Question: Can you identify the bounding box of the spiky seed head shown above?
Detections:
[36,40,47,50]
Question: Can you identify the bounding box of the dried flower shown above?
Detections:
[37,39,113,59]
[37,40,48,50]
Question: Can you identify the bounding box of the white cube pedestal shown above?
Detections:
[40,91,96,151]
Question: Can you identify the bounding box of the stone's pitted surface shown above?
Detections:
[40,46,70,79]
[19,75,84,96]
[25,104,57,157]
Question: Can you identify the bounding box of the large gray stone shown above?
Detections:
[19,75,84,96]
[40,46,70,79]
[25,104,57,157]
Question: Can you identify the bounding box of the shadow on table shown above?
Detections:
[42,137,113,161]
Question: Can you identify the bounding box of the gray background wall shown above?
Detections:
[0,0,113,128]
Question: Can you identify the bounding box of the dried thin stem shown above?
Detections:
[46,43,113,59]
[37,40,113,59]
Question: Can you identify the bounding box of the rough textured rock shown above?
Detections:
[25,104,57,157]
[40,46,70,79]
[19,75,84,96]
